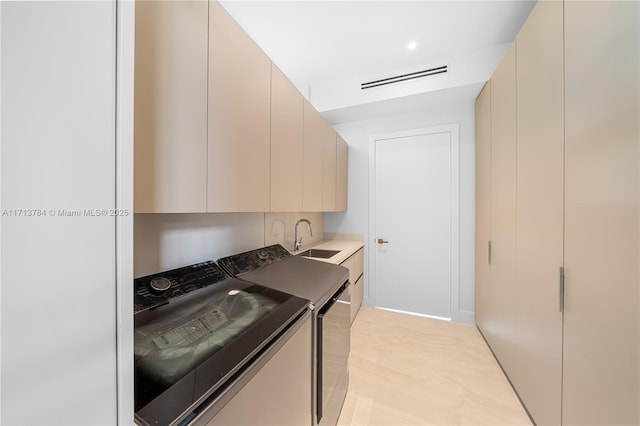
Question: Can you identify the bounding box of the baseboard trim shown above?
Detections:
[376,306,451,322]
[458,310,475,324]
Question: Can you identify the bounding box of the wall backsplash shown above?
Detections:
[264,212,324,252]
[134,213,265,278]
[134,212,326,278]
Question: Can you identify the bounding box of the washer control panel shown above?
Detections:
[134,261,227,313]
[217,244,291,277]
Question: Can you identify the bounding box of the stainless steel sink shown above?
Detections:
[296,249,341,259]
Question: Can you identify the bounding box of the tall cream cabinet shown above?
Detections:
[270,64,304,212]
[134,0,348,214]
[208,0,271,212]
[512,2,564,425]
[475,1,639,424]
[134,0,208,213]
[563,2,639,424]
[482,43,518,378]
[474,82,491,346]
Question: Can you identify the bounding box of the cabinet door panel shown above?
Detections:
[303,100,324,211]
[353,248,363,280]
[336,135,348,212]
[513,2,564,424]
[564,2,639,424]
[351,275,363,324]
[134,0,208,213]
[323,129,337,211]
[208,1,271,212]
[341,255,355,288]
[485,43,518,376]
[270,64,303,212]
[474,82,492,339]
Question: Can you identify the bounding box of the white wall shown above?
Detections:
[324,101,476,323]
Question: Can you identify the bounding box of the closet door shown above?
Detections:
[482,43,518,375]
[564,2,639,424]
[474,82,492,334]
[513,2,564,424]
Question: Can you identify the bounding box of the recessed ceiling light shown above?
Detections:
[407,41,417,50]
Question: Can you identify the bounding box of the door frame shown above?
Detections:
[367,124,460,321]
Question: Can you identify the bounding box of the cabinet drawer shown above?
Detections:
[350,275,363,324]
[340,255,355,285]
[353,248,363,280]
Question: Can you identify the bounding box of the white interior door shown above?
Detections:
[372,127,459,320]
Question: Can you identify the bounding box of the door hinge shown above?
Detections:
[559,266,565,313]
[488,240,492,265]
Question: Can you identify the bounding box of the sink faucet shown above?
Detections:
[294,219,313,252]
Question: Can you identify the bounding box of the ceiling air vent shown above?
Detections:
[361,65,448,90]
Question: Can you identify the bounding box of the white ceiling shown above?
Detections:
[220,0,536,122]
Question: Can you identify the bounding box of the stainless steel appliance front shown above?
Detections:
[317,283,351,425]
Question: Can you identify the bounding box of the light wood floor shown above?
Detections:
[338,307,532,426]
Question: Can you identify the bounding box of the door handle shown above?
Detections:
[377,238,389,244]
[559,266,565,313]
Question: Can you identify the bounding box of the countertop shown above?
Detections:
[242,239,363,307]
[294,239,364,265]
[240,256,349,308]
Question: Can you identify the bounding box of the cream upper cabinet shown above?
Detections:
[563,1,639,424]
[513,2,564,424]
[303,100,325,212]
[208,0,271,212]
[270,64,304,212]
[323,129,337,211]
[272,66,344,213]
[302,100,340,212]
[134,0,208,213]
[336,134,348,212]
[135,0,346,214]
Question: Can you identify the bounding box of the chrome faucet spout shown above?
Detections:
[294,219,313,252]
